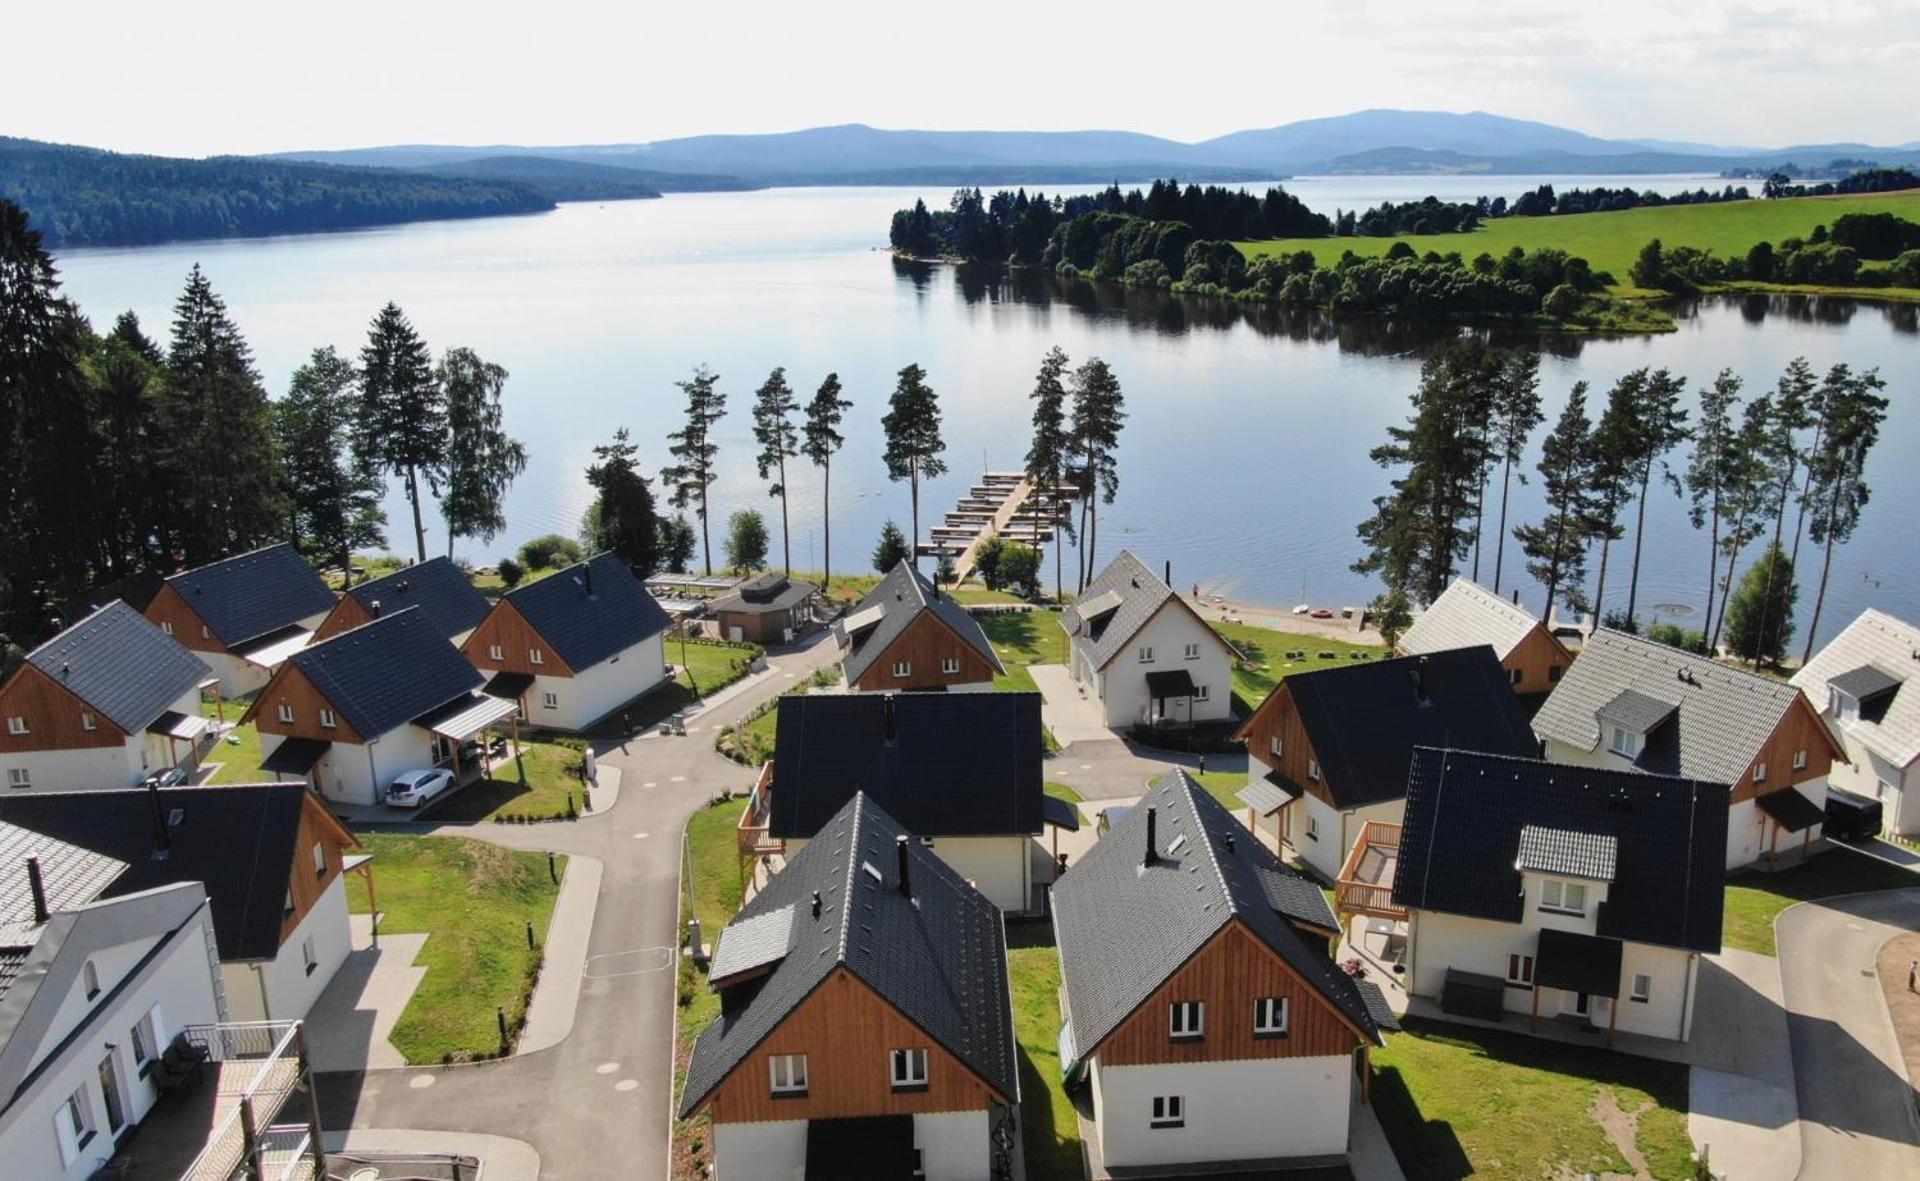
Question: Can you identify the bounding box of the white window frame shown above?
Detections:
[1137,645,1154,664]
[941,656,960,675]
[889,1047,929,1090]
[1630,973,1652,1003]
[276,703,295,724]
[5,715,27,735]
[1194,684,1210,701]
[1168,1000,1204,1041]
[769,1053,809,1095]
[1752,761,1767,783]
[1254,996,1289,1036]
[1539,880,1587,916]
[1149,1094,1184,1128]
[488,643,504,661]
[200,624,210,639]
[55,1084,96,1166]
[80,711,97,732]
[892,660,912,678]
[319,708,336,729]
[312,840,326,877]
[1792,749,1807,771]
[302,934,318,976]
[130,1005,163,1075]
[1509,667,1523,686]
[159,620,174,636]
[1307,759,1321,782]
[542,691,559,711]
[1269,735,1283,759]
[1305,813,1319,842]
[1183,642,1200,660]
[529,648,545,666]
[1608,725,1639,757]
[1506,953,1535,987]
[7,767,30,789]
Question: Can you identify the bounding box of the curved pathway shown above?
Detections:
[316,638,840,1180]
[1775,886,1920,1179]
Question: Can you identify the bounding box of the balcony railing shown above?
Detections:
[176,1021,321,1181]
[1333,820,1407,921]
[737,762,781,857]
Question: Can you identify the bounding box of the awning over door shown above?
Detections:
[260,737,331,776]
[1144,669,1197,700]
[147,710,213,741]
[805,1116,916,1180]
[1534,928,1623,998]
[1041,795,1081,831]
[414,692,520,740]
[483,671,536,700]
[232,625,315,670]
[1238,770,1302,816]
[1757,788,1825,833]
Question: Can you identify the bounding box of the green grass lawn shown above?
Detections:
[1209,620,1386,714]
[1238,191,1920,299]
[470,564,563,600]
[418,739,587,823]
[597,639,760,738]
[197,698,276,784]
[1723,844,1917,955]
[982,610,1069,692]
[804,571,1028,610]
[346,833,564,1064]
[1149,770,1247,811]
[675,799,751,1177]
[1373,1016,1692,1181]
[1008,934,1082,1181]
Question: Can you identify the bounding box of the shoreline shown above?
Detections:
[1184,585,1385,646]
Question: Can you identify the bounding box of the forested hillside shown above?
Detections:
[0,137,555,247]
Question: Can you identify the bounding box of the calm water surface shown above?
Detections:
[53,181,1916,646]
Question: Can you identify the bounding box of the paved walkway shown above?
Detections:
[1776,887,1920,1179]
[1688,949,1800,1181]
[305,917,427,1072]
[1028,662,1115,745]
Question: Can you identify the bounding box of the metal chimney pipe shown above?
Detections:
[27,856,50,924]
[149,781,172,857]
[1164,560,1171,587]
[1144,807,1159,868]
[896,835,912,898]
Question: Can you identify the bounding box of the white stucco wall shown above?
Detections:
[1285,792,1403,883]
[532,632,668,732]
[1090,1055,1352,1169]
[914,1109,991,1181]
[0,741,146,794]
[1084,606,1235,728]
[222,877,352,1023]
[0,906,222,1181]
[711,1119,806,1181]
[783,834,1031,912]
[1824,723,1918,834]
[203,651,272,698]
[264,726,438,806]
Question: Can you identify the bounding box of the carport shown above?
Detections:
[413,692,522,781]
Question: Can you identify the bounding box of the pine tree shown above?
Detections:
[872,521,910,573]
[750,368,800,573]
[275,347,386,582]
[438,347,526,560]
[1513,382,1597,623]
[1749,358,1817,658]
[1024,347,1074,601]
[1801,366,1889,662]
[157,264,284,566]
[1708,397,1775,653]
[1486,349,1544,594]
[801,373,852,587]
[1724,543,1797,666]
[584,428,660,577]
[1684,370,1742,646]
[657,514,696,575]
[1067,357,1126,590]
[90,314,166,576]
[660,365,727,575]
[1353,349,1484,608]
[1583,371,1645,628]
[1621,368,1690,625]
[880,364,946,575]
[355,302,445,562]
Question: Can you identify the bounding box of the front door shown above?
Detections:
[98,1052,126,1135]
[1573,991,1591,1018]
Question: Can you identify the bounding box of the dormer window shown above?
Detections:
[1834,690,1859,722]
[1752,762,1767,783]
[1608,725,1640,758]
[160,620,174,636]
[1538,880,1587,917]
[892,661,912,678]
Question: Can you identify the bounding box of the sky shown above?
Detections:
[9,1,1916,157]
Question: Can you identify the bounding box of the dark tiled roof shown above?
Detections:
[1534,929,1624,998]
[500,552,671,671]
[164,543,336,647]
[711,572,818,615]
[1828,663,1902,702]
[769,693,1044,838]
[1144,669,1198,698]
[1757,788,1825,833]
[1062,550,1237,670]
[1257,645,1538,810]
[1515,825,1619,881]
[259,737,331,776]
[286,608,481,738]
[1051,771,1382,1058]
[679,794,1016,1117]
[1534,628,1811,785]
[0,784,330,960]
[345,557,492,640]
[21,602,211,733]
[835,562,1003,685]
[1392,748,1728,954]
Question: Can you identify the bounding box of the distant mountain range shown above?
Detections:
[273,109,1920,185]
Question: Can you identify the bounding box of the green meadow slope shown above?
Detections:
[1238,191,1920,298]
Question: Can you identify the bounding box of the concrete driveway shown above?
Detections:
[1775,886,1920,1179]
[1028,662,1116,745]
[1687,948,1800,1181]
[314,633,843,1181]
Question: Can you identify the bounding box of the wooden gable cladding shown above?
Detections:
[1091,921,1367,1067]
[1507,625,1574,697]
[144,583,226,654]
[1736,694,1844,805]
[0,664,130,752]
[280,791,359,946]
[248,664,367,744]
[463,600,576,679]
[703,967,1003,1124]
[309,595,375,644]
[1236,683,1333,809]
[852,611,999,693]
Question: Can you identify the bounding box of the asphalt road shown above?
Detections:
[316,636,842,1180]
[1775,885,1920,1179]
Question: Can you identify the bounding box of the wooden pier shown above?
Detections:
[917,471,1074,584]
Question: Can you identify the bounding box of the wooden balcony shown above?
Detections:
[737,763,782,857]
[1334,820,1406,921]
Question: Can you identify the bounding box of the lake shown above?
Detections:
[52,178,1916,648]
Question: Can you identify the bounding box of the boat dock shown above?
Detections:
[918,472,1074,583]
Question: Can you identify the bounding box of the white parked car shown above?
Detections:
[387,768,456,808]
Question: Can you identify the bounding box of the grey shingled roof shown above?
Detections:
[1392,748,1727,953]
[835,561,1002,685]
[1399,577,1550,661]
[164,542,336,647]
[769,693,1043,838]
[284,607,481,738]
[500,552,671,671]
[20,601,211,734]
[1596,688,1679,735]
[345,556,492,640]
[1515,825,1619,881]
[1792,609,1920,768]
[1535,628,1815,783]
[679,793,1016,1117]
[1828,664,1902,701]
[707,904,796,985]
[1052,771,1383,1058]
[1061,550,1237,671]
[0,821,129,950]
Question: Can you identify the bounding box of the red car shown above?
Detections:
[1310,608,1335,619]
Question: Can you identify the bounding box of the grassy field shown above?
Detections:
[1373,1016,1692,1181]
[674,799,752,1179]
[1210,620,1386,714]
[418,739,587,823]
[1723,844,1917,955]
[982,609,1068,693]
[1238,191,1920,298]
[345,833,564,1063]
[1008,932,1082,1181]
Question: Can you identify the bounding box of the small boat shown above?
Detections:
[1291,604,1311,615]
